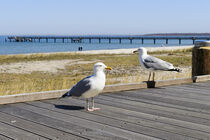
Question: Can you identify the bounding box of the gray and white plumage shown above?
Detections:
[133,47,181,81]
[62,75,92,98]
[61,62,112,111]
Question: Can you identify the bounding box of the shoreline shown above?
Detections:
[2,45,193,56]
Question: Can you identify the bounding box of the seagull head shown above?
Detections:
[94,62,112,74]
[133,47,147,55]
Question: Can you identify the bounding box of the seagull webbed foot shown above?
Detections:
[86,107,100,112]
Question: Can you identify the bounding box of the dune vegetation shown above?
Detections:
[0,48,192,95]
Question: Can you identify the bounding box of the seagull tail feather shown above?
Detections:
[168,68,182,72]
[60,91,71,98]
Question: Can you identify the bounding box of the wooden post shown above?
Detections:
[46,38,48,43]
[142,38,144,44]
[89,39,91,43]
[192,41,210,79]
[119,38,121,44]
[54,38,56,43]
[99,38,101,43]
[109,38,111,44]
[166,39,168,44]
[192,39,195,44]
[62,38,64,43]
[179,39,181,45]
[153,39,156,44]
[130,39,133,44]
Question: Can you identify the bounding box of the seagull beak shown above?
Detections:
[133,50,138,53]
[105,66,112,70]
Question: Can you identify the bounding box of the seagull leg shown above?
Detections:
[152,72,155,81]
[86,99,90,111]
[148,72,151,81]
[91,97,100,111]
[86,99,93,111]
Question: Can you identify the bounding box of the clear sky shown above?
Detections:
[1,0,210,35]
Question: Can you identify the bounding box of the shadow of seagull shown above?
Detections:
[54,104,84,110]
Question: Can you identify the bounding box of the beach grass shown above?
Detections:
[0,49,192,95]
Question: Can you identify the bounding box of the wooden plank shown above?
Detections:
[118,89,210,109]
[19,102,180,140]
[24,101,200,140]
[183,82,210,89]
[105,90,210,114]
[168,82,210,91]
[104,91,210,116]
[0,111,84,140]
[0,105,125,140]
[103,93,210,121]
[0,104,154,140]
[88,95,210,127]
[166,85,210,95]
[125,89,210,106]
[42,99,210,140]
[0,134,13,140]
[143,87,210,102]
[0,121,48,140]
[193,75,210,82]
[158,86,210,101]
[192,81,210,87]
[57,98,210,133]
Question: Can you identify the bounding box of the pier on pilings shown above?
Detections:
[6,36,210,45]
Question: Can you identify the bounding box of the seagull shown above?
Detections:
[133,47,181,81]
[61,62,112,111]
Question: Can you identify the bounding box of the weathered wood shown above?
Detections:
[0,111,83,140]
[193,75,210,82]
[0,78,193,106]
[92,95,210,127]
[25,101,199,140]
[143,87,210,103]
[18,103,167,140]
[163,85,210,97]
[103,90,210,116]
[192,41,210,77]
[102,92,209,119]
[0,106,125,140]
[1,81,210,139]
[0,121,48,140]
[100,93,210,122]
[0,104,151,140]
[42,99,210,140]
[105,90,210,114]
[54,98,210,133]
[0,134,13,140]
[127,88,210,106]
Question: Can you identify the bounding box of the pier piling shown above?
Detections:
[6,36,210,45]
[192,41,210,78]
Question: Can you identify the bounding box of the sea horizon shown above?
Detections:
[0,34,209,55]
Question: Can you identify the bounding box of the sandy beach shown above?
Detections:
[0,45,192,95]
[0,45,193,74]
[73,45,193,54]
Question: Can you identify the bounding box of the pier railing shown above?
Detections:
[7,36,210,45]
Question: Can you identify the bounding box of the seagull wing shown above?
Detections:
[143,55,173,71]
[68,75,92,97]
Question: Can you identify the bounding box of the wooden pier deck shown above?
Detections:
[0,81,210,140]
[7,35,210,45]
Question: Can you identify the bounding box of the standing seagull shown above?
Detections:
[133,47,181,81]
[61,62,112,111]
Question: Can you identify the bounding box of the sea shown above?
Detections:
[0,35,197,55]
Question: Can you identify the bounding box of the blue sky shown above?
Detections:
[1,0,210,35]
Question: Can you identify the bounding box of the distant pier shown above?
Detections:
[7,35,210,45]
